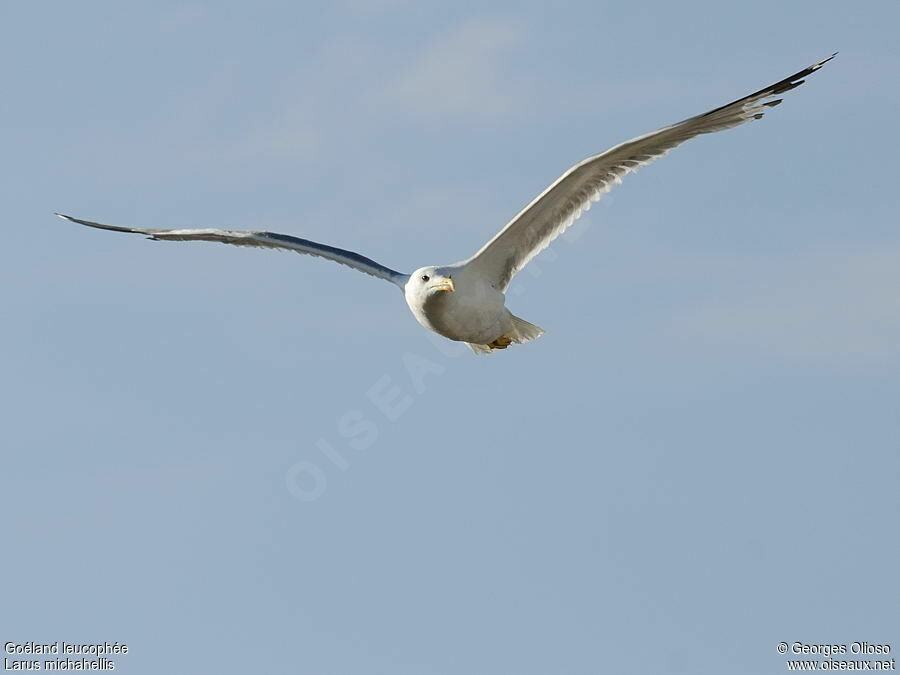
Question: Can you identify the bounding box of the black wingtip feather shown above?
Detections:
[699,53,836,122]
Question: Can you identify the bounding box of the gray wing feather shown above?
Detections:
[57,213,409,287]
[466,54,836,291]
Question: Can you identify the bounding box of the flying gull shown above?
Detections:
[59,54,835,354]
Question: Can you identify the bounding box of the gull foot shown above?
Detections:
[487,335,513,350]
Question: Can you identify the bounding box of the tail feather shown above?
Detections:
[509,314,545,343]
[465,314,545,354]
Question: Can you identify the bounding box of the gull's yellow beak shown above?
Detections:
[431,278,455,292]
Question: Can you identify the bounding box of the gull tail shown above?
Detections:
[466,314,545,354]
[509,314,545,343]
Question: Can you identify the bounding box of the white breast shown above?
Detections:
[406,269,510,344]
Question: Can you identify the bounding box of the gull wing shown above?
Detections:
[465,54,836,291]
[57,213,409,287]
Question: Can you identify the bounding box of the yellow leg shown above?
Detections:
[487,335,513,349]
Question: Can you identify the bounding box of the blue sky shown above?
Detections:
[3,1,898,673]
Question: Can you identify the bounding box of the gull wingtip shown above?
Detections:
[56,212,91,227]
[815,52,838,69]
[56,212,87,226]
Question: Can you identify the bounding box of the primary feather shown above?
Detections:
[465,53,837,291]
[55,213,408,287]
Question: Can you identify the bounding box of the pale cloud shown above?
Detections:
[666,243,900,368]
[375,18,528,123]
[175,19,529,166]
[234,105,322,161]
[159,4,210,32]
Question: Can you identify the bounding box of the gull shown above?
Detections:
[59,54,835,354]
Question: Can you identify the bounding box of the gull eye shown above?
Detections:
[421,275,430,282]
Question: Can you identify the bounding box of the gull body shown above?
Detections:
[58,54,835,354]
[404,265,539,352]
